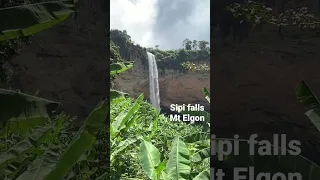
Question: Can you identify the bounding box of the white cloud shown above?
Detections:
[110,0,156,47]
[110,0,210,50]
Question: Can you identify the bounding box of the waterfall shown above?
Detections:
[147,52,160,111]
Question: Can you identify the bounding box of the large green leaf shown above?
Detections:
[34,100,107,179]
[296,80,320,110]
[110,62,134,75]
[304,109,320,132]
[83,100,108,135]
[0,124,53,169]
[110,89,128,101]
[192,148,210,163]
[202,87,210,103]
[42,131,95,180]
[111,94,143,138]
[0,88,59,130]
[96,172,109,180]
[146,109,160,141]
[0,0,77,41]
[111,138,137,163]
[15,143,61,180]
[296,80,320,131]
[192,168,210,180]
[139,140,161,180]
[166,137,191,180]
[154,162,166,178]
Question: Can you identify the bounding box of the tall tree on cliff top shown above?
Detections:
[192,40,198,50]
[198,40,209,51]
[182,38,192,50]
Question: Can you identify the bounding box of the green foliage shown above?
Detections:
[110,64,211,179]
[110,62,134,75]
[0,0,76,41]
[109,39,134,84]
[110,29,148,66]
[110,40,123,64]
[197,41,209,51]
[183,38,193,50]
[0,89,108,179]
[0,88,60,130]
[0,0,77,85]
[225,1,320,33]
[181,61,210,72]
[137,135,210,180]
[226,1,274,28]
[296,80,320,132]
[202,87,210,104]
[148,48,210,75]
[109,62,210,179]
[275,7,320,29]
[110,29,210,75]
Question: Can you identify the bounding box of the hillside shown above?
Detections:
[110,29,211,112]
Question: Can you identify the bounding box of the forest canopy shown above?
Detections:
[110,29,210,74]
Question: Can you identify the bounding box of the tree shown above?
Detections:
[198,40,209,51]
[110,40,122,63]
[192,40,198,50]
[182,38,192,50]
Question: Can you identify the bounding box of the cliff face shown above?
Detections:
[113,61,210,111]
[7,1,107,118]
[213,28,320,164]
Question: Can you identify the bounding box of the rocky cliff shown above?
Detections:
[113,61,210,111]
[6,1,107,119]
[213,27,320,164]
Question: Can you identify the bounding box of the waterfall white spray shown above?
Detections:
[147,52,160,111]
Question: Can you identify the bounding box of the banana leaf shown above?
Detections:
[0,88,60,131]
[0,0,77,41]
[296,80,320,132]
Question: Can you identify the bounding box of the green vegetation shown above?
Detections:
[225,1,320,35]
[181,61,210,72]
[296,80,320,133]
[0,1,111,179]
[110,41,211,179]
[0,0,77,85]
[109,91,210,179]
[0,89,108,180]
[110,29,210,75]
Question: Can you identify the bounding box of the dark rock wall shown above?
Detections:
[8,1,107,118]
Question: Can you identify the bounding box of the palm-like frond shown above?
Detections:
[0,0,77,41]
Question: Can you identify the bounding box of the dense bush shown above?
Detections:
[110,95,210,179]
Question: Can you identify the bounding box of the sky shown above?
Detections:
[110,0,210,50]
